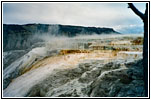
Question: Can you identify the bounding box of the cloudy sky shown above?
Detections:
[3,2,146,33]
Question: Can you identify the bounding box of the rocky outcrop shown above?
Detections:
[3,24,119,51]
[26,59,144,97]
[3,48,60,89]
[3,33,144,97]
[3,50,27,70]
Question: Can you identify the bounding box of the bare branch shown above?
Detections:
[145,3,148,17]
[128,3,145,20]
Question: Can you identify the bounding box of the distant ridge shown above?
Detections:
[3,24,120,36]
[3,24,120,51]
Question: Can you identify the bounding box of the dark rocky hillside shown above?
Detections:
[3,24,119,51]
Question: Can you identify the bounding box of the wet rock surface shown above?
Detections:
[3,48,60,89]
[26,59,144,97]
[3,34,144,97]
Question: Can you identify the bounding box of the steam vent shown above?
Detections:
[3,24,144,97]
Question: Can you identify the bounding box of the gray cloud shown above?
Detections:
[3,2,146,33]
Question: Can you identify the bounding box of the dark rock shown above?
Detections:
[3,24,120,51]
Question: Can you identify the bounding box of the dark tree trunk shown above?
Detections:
[128,3,148,97]
[143,13,148,97]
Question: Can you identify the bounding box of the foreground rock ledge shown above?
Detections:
[25,59,144,97]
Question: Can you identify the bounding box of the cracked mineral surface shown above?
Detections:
[3,34,144,97]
